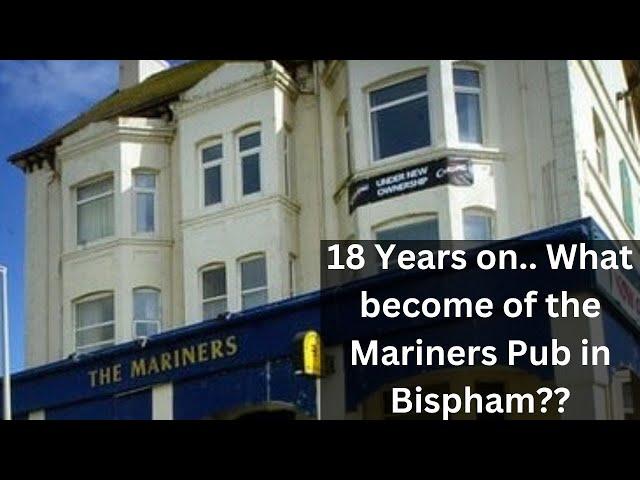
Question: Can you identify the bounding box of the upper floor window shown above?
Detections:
[202,265,227,321]
[463,209,494,241]
[620,159,635,233]
[375,216,439,241]
[133,172,156,233]
[369,75,430,161]
[202,142,223,206]
[75,293,114,354]
[133,288,161,338]
[625,97,636,142]
[238,130,262,196]
[593,111,609,183]
[454,66,483,144]
[240,255,268,310]
[77,177,114,245]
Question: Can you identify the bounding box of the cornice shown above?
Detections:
[57,122,175,162]
[172,64,300,120]
[180,194,301,230]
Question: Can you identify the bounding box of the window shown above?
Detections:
[620,159,634,232]
[454,66,483,144]
[626,97,636,141]
[283,130,293,197]
[202,265,227,321]
[464,210,494,241]
[239,130,261,196]
[77,177,114,244]
[240,255,268,310]
[75,294,115,354]
[133,172,156,233]
[133,288,161,338]
[202,142,223,206]
[593,111,609,183]
[369,75,430,161]
[375,217,439,241]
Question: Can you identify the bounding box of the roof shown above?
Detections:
[8,60,227,171]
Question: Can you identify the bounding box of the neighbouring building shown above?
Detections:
[6,60,640,420]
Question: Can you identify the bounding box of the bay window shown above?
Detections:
[369,75,431,161]
[375,217,439,241]
[239,130,261,196]
[133,288,161,338]
[454,66,483,144]
[75,293,115,354]
[202,265,227,321]
[133,172,156,233]
[463,209,494,241]
[593,111,609,183]
[77,177,114,245]
[202,142,223,206]
[240,255,268,310]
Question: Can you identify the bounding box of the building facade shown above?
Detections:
[8,60,640,420]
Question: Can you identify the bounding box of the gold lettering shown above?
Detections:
[113,363,122,383]
[88,370,98,388]
[198,342,209,362]
[211,340,224,359]
[173,349,181,368]
[147,356,160,375]
[161,352,173,371]
[99,367,111,385]
[181,346,196,366]
[226,335,238,356]
[131,358,147,378]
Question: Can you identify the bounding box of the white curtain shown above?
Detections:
[78,194,114,244]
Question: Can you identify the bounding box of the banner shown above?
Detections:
[348,157,473,214]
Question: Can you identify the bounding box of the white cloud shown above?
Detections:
[0,60,118,121]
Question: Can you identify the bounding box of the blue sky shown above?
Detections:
[0,60,184,372]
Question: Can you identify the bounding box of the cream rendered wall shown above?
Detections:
[174,62,302,324]
[568,60,640,241]
[25,168,51,366]
[55,118,173,357]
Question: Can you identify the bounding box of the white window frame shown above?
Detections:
[453,64,485,146]
[75,175,115,246]
[373,214,440,241]
[593,110,609,184]
[367,71,432,165]
[133,287,162,339]
[201,264,227,321]
[462,207,495,241]
[74,292,115,354]
[201,139,224,209]
[237,127,263,199]
[239,254,268,310]
[132,170,158,236]
[625,96,636,142]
